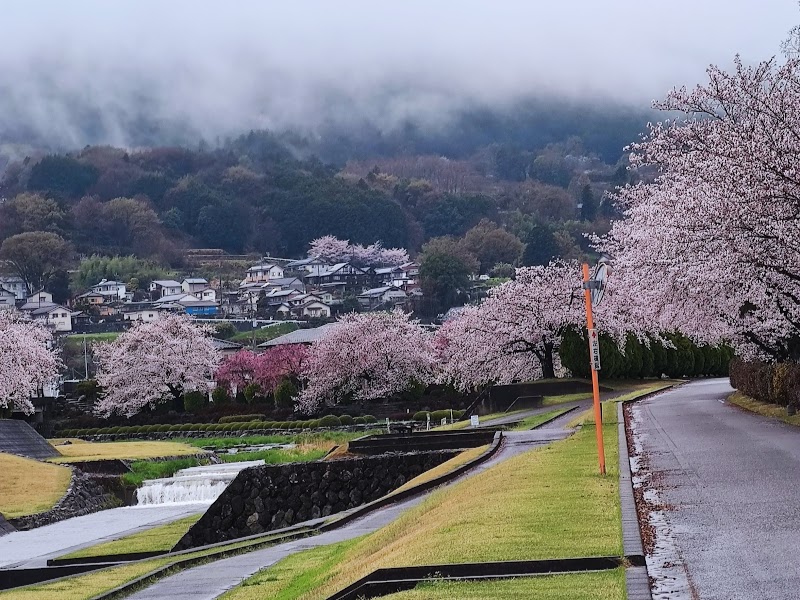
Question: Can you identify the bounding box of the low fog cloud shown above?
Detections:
[1,0,796,150]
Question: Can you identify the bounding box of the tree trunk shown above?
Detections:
[540,343,556,379]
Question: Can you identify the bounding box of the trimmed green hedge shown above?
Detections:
[218,414,267,424]
[730,358,800,408]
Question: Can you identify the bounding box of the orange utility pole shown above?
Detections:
[582,263,606,475]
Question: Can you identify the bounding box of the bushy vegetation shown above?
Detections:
[729,359,800,410]
[559,328,733,380]
[122,457,205,486]
[411,409,465,422]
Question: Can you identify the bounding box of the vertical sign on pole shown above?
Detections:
[582,263,606,476]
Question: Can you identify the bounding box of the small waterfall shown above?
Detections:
[135,460,265,506]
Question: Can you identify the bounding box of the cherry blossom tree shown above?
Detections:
[94,314,219,417]
[308,235,409,267]
[214,350,258,393]
[435,260,646,391]
[0,311,60,415]
[297,310,434,413]
[599,51,800,360]
[215,345,309,396]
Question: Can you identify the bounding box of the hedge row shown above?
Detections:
[57,414,378,437]
[560,329,733,380]
[411,409,466,422]
[218,414,267,424]
[729,358,800,407]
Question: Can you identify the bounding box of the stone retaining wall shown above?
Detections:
[174,450,458,550]
[9,469,121,530]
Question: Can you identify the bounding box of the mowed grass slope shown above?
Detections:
[0,453,72,518]
[48,440,205,463]
[381,570,626,600]
[61,514,203,559]
[221,422,621,600]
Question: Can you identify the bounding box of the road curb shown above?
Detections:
[617,401,645,563]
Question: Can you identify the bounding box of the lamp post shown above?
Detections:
[581,260,610,475]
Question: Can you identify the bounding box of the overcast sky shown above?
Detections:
[2,0,798,148]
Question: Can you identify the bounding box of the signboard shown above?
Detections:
[587,328,601,371]
[470,415,480,427]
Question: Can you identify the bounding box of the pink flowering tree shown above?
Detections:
[214,350,259,393]
[0,311,61,415]
[308,235,409,267]
[94,314,219,417]
[435,261,643,391]
[598,50,800,360]
[215,345,309,397]
[297,310,434,413]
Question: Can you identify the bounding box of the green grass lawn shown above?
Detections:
[229,323,298,344]
[184,432,378,451]
[510,407,572,431]
[381,570,627,600]
[220,419,621,600]
[60,514,203,559]
[727,391,800,427]
[49,440,205,463]
[64,332,120,345]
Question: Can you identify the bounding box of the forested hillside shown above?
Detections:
[0,100,649,282]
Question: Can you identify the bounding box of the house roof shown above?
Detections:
[259,323,338,347]
[92,280,124,287]
[182,278,208,284]
[179,299,219,308]
[212,338,244,351]
[358,286,405,298]
[31,304,69,316]
[285,256,325,267]
[374,266,402,274]
[152,279,182,287]
[19,301,58,311]
[247,263,279,272]
[157,293,200,304]
[268,277,303,286]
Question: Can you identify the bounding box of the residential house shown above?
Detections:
[357,286,408,311]
[149,280,183,298]
[29,304,73,332]
[178,299,219,317]
[285,256,329,278]
[304,263,372,295]
[181,278,210,295]
[77,291,106,306]
[0,287,16,310]
[0,276,27,300]
[121,302,177,322]
[195,288,217,302]
[90,279,127,301]
[212,337,244,357]
[284,293,332,319]
[27,291,53,305]
[374,266,406,288]
[262,277,305,293]
[244,263,284,283]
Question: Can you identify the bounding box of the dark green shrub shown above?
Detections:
[318,415,341,428]
[429,410,451,423]
[308,419,320,429]
[212,386,231,405]
[184,391,208,413]
[353,417,366,425]
[157,424,171,433]
[339,414,354,426]
[363,415,377,424]
[452,410,465,420]
[274,378,297,409]
[243,382,261,404]
[219,414,266,424]
[412,411,430,421]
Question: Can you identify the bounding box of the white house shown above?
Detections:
[0,287,16,310]
[181,278,209,295]
[27,290,53,305]
[30,305,73,332]
[195,288,217,302]
[244,263,284,283]
[150,280,183,298]
[0,276,27,300]
[90,279,127,301]
[298,299,331,319]
[285,257,330,277]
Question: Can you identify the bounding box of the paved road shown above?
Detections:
[631,379,800,599]
[0,503,208,569]
[127,428,571,600]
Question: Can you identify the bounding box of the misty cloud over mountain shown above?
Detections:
[1,0,794,156]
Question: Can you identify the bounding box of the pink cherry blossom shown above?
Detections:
[308,235,409,267]
[296,309,434,413]
[0,310,61,415]
[94,314,219,417]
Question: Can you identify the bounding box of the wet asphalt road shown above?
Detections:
[633,379,800,599]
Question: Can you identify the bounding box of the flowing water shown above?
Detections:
[136,460,265,506]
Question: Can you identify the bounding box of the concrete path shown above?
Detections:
[127,428,571,600]
[0,503,208,569]
[630,379,800,599]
